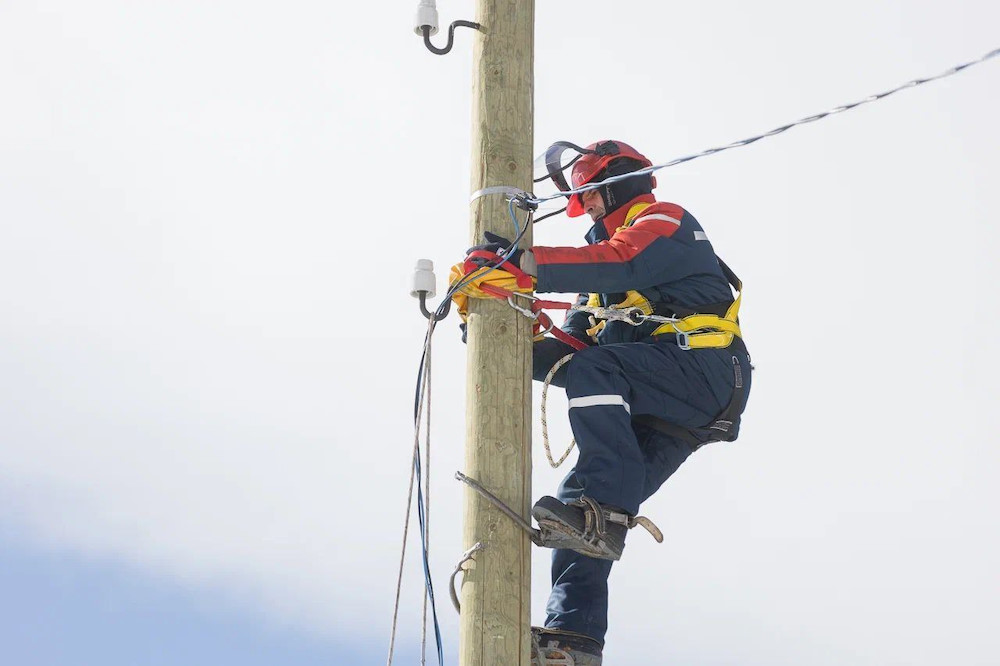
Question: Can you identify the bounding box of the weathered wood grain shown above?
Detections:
[460,1,534,665]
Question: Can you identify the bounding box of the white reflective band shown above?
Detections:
[694,230,709,241]
[568,394,631,414]
[634,213,681,226]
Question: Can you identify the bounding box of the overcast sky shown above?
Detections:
[2,2,999,665]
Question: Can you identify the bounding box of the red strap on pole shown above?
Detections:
[459,256,586,350]
[462,251,534,290]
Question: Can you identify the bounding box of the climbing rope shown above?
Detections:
[541,353,576,468]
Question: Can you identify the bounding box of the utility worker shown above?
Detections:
[465,139,752,665]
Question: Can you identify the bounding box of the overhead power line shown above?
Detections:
[520,46,1000,206]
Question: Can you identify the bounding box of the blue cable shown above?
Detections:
[414,448,444,664]
[505,198,522,254]
[412,348,444,665]
[405,199,529,663]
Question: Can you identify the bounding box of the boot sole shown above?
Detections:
[532,502,621,561]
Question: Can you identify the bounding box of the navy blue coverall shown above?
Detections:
[530,193,752,645]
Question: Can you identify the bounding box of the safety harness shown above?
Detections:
[632,256,749,448]
[450,247,750,449]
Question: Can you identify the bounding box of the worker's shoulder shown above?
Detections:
[634,201,690,224]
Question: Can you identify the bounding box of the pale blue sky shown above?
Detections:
[2,1,999,665]
[0,530,379,665]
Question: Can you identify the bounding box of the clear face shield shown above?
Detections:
[530,141,593,220]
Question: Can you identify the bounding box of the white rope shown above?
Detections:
[541,353,577,468]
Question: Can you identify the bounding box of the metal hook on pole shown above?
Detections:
[413,1,482,56]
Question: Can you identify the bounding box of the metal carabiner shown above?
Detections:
[621,307,647,326]
[534,316,555,337]
[506,292,539,320]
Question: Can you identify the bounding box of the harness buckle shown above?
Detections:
[675,330,691,350]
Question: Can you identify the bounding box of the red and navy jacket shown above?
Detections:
[532,194,734,347]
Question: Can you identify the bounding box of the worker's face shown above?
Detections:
[581,188,606,221]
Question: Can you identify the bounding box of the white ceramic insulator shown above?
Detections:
[413,2,439,36]
[411,259,437,299]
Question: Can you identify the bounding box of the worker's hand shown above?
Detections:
[466,231,523,269]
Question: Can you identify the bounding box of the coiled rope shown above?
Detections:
[540,353,577,468]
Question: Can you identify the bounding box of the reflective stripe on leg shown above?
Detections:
[567,395,631,414]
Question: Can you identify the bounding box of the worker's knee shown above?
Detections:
[564,346,623,392]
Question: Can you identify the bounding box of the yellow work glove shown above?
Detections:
[447,261,535,319]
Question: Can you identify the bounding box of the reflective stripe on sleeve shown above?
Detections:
[568,394,632,414]
[634,213,681,226]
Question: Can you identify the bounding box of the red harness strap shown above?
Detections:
[472,276,588,352]
[463,251,535,290]
[536,312,589,351]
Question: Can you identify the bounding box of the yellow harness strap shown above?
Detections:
[650,277,743,349]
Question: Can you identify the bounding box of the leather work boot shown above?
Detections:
[531,495,628,560]
[531,627,602,666]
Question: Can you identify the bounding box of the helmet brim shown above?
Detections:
[566,193,586,218]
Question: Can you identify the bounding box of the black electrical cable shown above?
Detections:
[532,207,567,224]
[533,154,580,183]
[403,202,534,657]
[410,336,444,666]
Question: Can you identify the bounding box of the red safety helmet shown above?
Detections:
[543,140,654,217]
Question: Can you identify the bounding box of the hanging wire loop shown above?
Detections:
[421,21,482,55]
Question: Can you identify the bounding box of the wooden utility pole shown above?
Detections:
[460,1,534,664]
